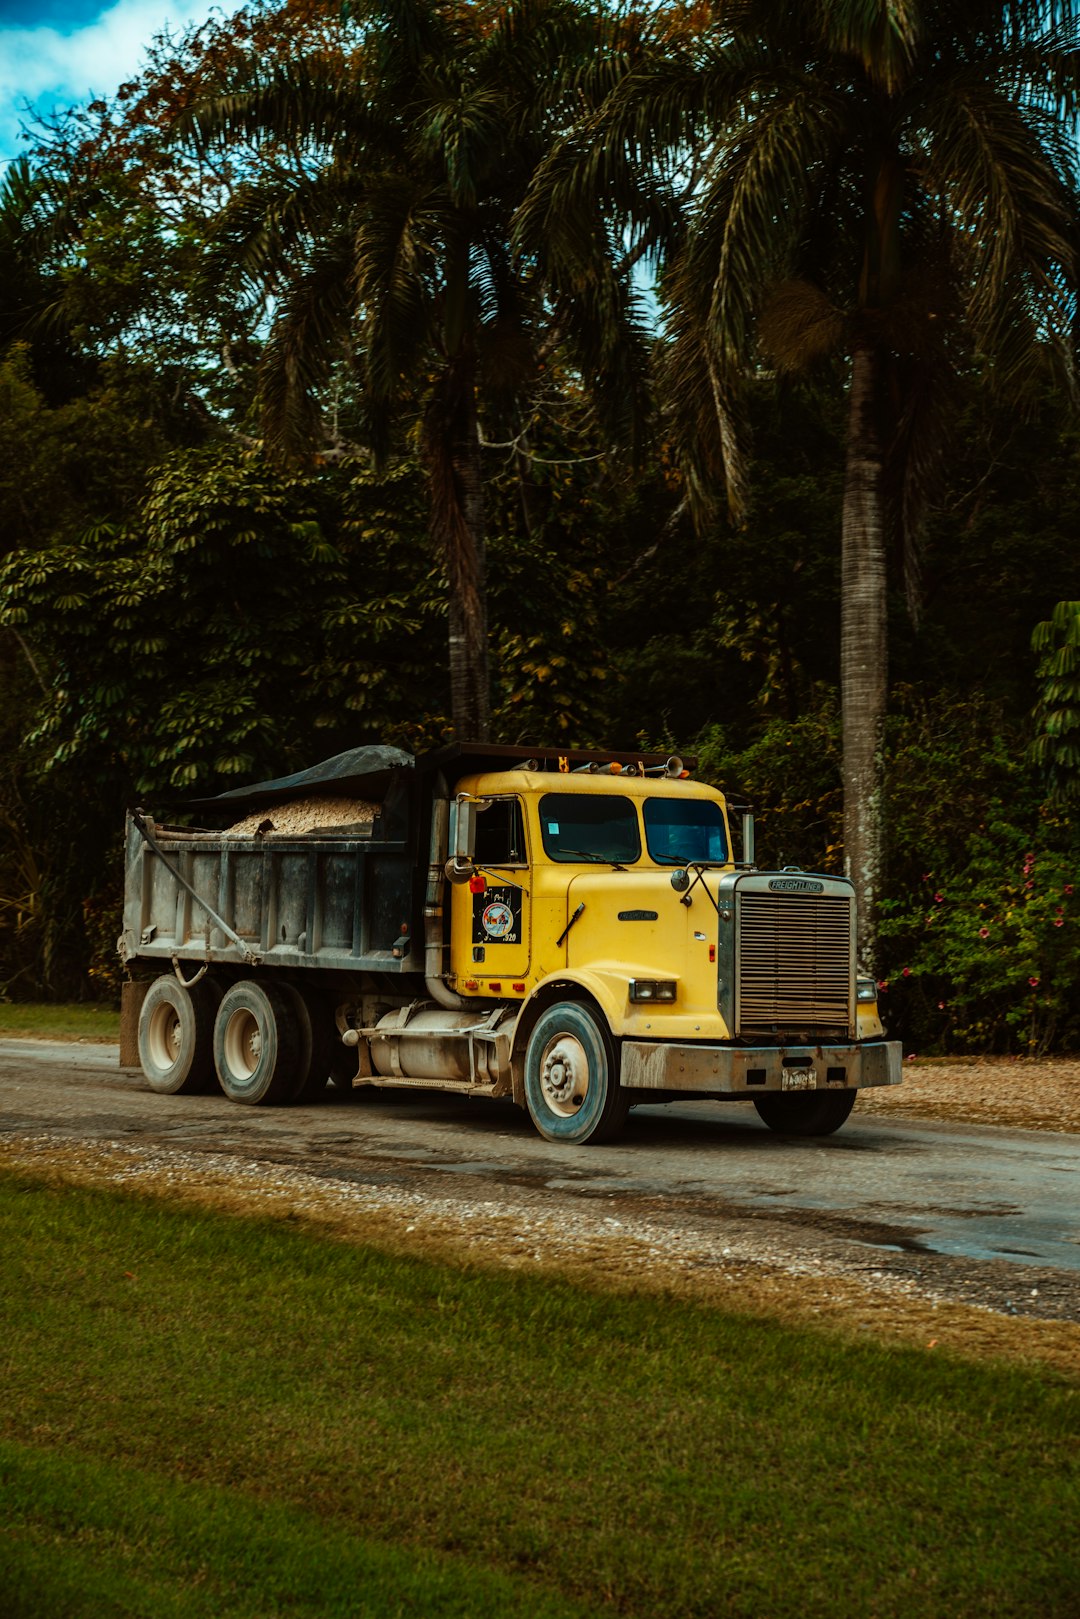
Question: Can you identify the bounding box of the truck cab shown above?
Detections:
[430,751,896,1141]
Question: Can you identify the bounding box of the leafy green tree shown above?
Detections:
[0,156,95,404]
[173,0,653,740]
[0,346,177,558]
[543,0,1080,965]
[878,690,1080,1054]
[0,443,445,800]
[1031,600,1080,802]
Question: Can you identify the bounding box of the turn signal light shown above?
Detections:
[629,979,677,1003]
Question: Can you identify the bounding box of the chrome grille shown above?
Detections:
[736,891,853,1032]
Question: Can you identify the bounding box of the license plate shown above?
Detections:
[782,1068,816,1091]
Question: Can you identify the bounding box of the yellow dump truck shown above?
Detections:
[120,742,900,1143]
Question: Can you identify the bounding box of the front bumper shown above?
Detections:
[620,1040,902,1095]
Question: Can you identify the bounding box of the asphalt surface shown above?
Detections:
[2,1039,1079,1323]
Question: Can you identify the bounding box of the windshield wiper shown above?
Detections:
[561,848,627,869]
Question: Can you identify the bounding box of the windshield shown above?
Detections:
[643,797,727,865]
[539,793,641,864]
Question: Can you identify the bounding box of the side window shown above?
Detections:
[474,797,527,867]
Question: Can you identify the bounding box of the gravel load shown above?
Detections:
[225,795,378,837]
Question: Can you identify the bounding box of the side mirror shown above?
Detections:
[670,869,690,893]
[446,794,479,882]
[449,794,476,860]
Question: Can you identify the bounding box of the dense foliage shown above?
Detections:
[1,0,1079,1051]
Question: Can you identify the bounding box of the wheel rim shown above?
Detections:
[538,1032,591,1118]
[223,1007,262,1080]
[147,1002,182,1071]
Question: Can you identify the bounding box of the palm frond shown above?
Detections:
[412,74,507,211]
[918,76,1078,352]
[757,279,845,371]
[656,269,752,526]
[816,0,923,94]
[180,60,391,164]
[259,238,356,458]
[351,173,444,406]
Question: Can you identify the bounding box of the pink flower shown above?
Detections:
[1028,976,1040,988]
[1054,919,1064,928]
[937,1001,946,1010]
[1025,881,1034,891]
[905,1052,918,1062]
[922,872,933,882]
[902,967,911,978]
[877,979,889,991]
[934,891,944,904]
[1065,885,1074,896]
[979,927,990,938]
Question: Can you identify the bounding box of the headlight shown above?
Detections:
[629,979,678,1003]
[856,976,878,1003]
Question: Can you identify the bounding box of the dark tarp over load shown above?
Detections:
[181,745,415,815]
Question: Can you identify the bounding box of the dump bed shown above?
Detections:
[119,814,420,975]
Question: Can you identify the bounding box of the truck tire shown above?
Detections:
[524,1002,629,1144]
[138,975,220,1095]
[213,980,302,1106]
[281,984,336,1103]
[753,1089,857,1137]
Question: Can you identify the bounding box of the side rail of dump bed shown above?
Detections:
[119,813,420,975]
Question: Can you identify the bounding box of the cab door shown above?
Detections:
[451,795,531,980]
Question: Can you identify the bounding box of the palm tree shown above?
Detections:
[177,0,654,741]
[532,0,1080,964]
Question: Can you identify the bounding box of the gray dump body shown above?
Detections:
[119,814,421,977]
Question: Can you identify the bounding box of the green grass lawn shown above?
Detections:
[1,1171,1077,1618]
[0,1002,119,1042]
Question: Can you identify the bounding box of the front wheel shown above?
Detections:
[523,1002,628,1144]
[753,1089,857,1137]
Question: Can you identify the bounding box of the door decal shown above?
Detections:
[473,885,522,946]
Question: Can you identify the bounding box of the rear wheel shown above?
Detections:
[753,1089,857,1137]
[138,975,220,1095]
[523,1002,628,1144]
[213,979,301,1106]
[281,984,337,1103]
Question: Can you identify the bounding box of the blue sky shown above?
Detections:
[0,0,234,164]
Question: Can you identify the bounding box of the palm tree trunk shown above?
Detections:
[424,347,491,741]
[841,340,887,971]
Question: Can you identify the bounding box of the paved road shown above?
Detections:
[2,1039,1078,1320]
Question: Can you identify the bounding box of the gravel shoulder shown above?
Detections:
[2,1046,1078,1377]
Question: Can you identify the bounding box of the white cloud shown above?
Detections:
[0,0,235,162]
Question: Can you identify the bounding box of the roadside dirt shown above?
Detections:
[858,1054,1080,1135]
[3,1048,1079,1378]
